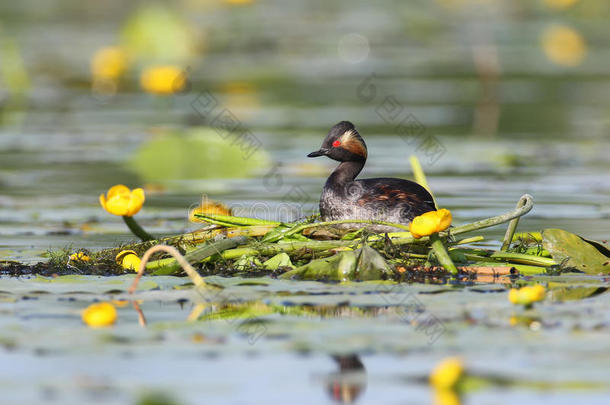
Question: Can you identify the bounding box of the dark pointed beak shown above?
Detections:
[307,148,328,158]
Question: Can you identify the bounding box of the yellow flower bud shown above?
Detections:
[82,302,117,328]
[410,209,452,239]
[529,284,546,301]
[69,252,90,262]
[115,250,142,272]
[99,185,145,217]
[508,285,546,305]
[430,357,464,391]
[140,65,186,95]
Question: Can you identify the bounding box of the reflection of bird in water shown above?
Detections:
[326,354,367,404]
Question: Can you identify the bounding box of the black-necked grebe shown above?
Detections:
[308,121,436,230]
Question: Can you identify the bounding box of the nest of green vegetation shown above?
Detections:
[7,193,609,281]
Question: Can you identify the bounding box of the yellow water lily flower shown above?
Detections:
[115,250,142,272]
[140,65,186,95]
[430,357,464,391]
[99,185,145,217]
[410,209,452,239]
[69,252,90,262]
[91,46,128,80]
[509,284,546,305]
[82,302,117,328]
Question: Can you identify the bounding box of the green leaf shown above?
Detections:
[280,245,392,281]
[355,245,393,280]
[280,251,357,281]
[262,253,294,270]
[542,228,610,275]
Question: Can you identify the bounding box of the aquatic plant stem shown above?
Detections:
[501,195,530,251]
[489,251,556,266]
[194,213,281,226]
[263,219,411,242]
[430,233,458,275]
[129,244,206,294]
[144,236,249,274]
[450,194,533,236]
[409,154,435,203]
[387,194,534,246]
[122,216,155,241]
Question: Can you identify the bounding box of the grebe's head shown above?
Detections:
[307,121,367,162]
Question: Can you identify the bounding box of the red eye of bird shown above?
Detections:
[332,140,341,147]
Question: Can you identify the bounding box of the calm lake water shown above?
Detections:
[1,1,609,404]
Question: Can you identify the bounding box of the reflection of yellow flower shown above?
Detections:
[115,250,142,272]
[509,284,546,305]
[99,185,145,217]
[542,25,587,67]
[189,201,233,223]
[543,0,579,9]
[140,65,185,95]
[433,389,461,405]
[69,252,90,262]
[91,46,128,80]
[410,209,452,239]
[430,357,464,390]
[82,302,117,327]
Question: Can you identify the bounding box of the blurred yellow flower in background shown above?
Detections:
[99,185,145,217]
[82,302,117,327]
[69,252,90,262]
[410,209,452,239]
[543,0,579,10]
[140,65,186,95]
[91,46,128,80]
[509,284,546,305]
[542,25,587,66]
[115,250,141,271]
[430,357,464,391]
[224,0,254,5]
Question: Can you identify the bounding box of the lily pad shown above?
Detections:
[549,286,608,302]
[131,128,270,184]
[542,229,610,275]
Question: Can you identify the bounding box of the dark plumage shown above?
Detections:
[308,121,436,231]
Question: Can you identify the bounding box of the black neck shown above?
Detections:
[326,160,365,186]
